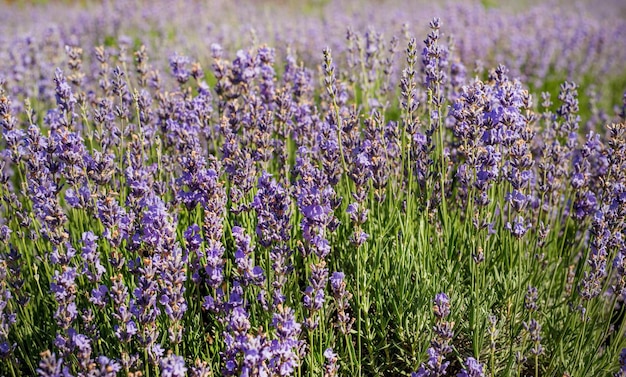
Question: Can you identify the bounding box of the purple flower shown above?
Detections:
[130,257,161,347]
[53,68,76,114]
[433,293,450,319]
[252,172,292,247]
[330,271,353,334]
[557,81,580,135]
[110,275,134,343]
[240,334,271,376]
[232,49,257,85]
[523,319,544,356]
[184,224,202,251]
[422,18,448,92]
[64,185,91,209]
[573,191,597,220]
[204,240,225,289]
[0,341,13,359]
[302,204,327,222]
[0,259,16,359]
[222,303,254,376]
[232,226,265,287]
[96,197,131,247]
[160,353,187,377]
[89,285,109,307]
[94,356,122,377]
[524,286,538,312]
[81,231,105,283]
[354,205,370,226]
[457,357,484,377]
[310,236,331,259]
[37,350,71,377]
[294,147,339,256]
[414,293,455,376]
[69,331,93,370]
[323,348,339,376]
[330,272,345,292]
[304,262,328,328]
[350,230,369,248]
[190,360,212,377]
[505,216,531,238]
[50,267,78,332]
[506,190,527,212]
[270,305,303,376]
[169,53,191,85]
[175,152,223,211]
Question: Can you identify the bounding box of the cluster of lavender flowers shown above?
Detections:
[0,1,626,376]
[3,0,626,98]
[412,293,456,377]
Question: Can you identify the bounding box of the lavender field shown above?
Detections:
[1,0,626,376]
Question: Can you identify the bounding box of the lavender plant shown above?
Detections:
[0,1,626,376]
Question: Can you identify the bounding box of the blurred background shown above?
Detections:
[1,0,625,114]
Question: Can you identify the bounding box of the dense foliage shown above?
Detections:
[1,1,626,376]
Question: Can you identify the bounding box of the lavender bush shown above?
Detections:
[1,0,626,376]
